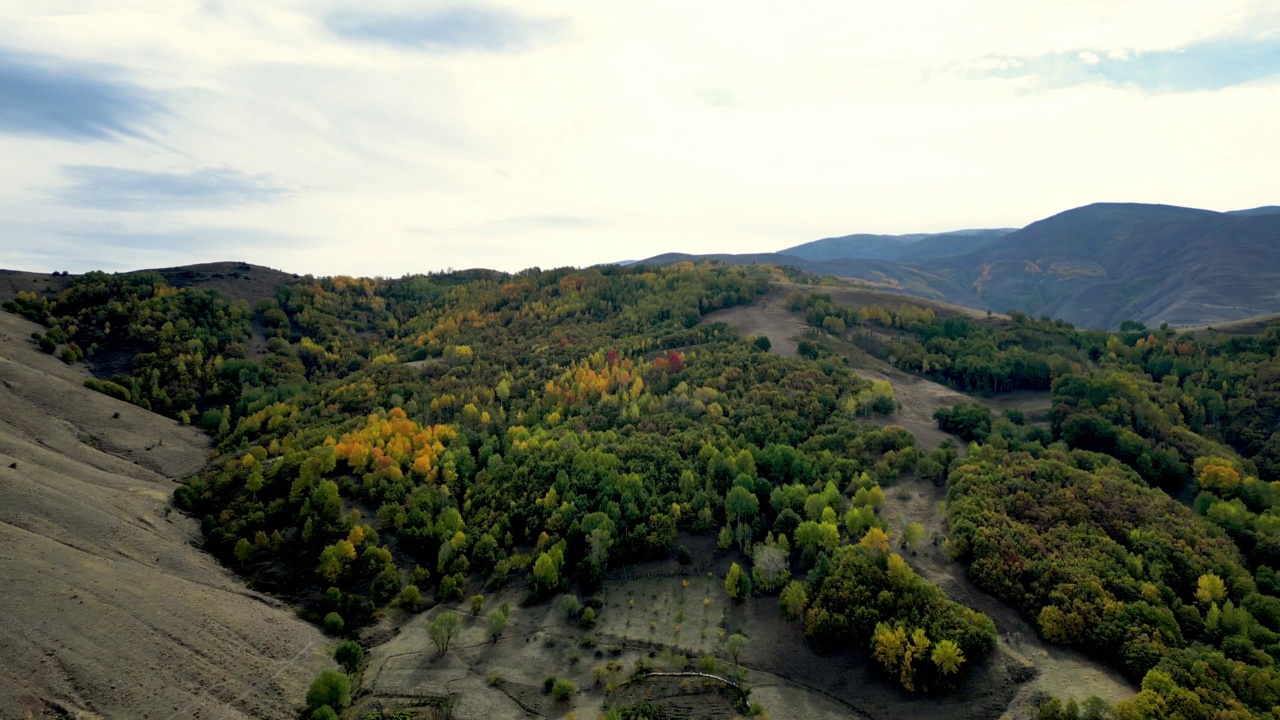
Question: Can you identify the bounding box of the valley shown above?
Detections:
[4,258,1280,720]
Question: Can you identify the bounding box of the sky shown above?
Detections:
[0,1,1278,276]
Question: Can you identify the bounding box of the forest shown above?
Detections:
[9,262,1280,719]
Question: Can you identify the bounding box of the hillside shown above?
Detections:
[0,309,331,720]
[906,203,1280,329]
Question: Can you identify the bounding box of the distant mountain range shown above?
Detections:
[779,228,1015,262]
[635,203,1280,329]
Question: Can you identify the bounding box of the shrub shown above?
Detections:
[323,612,344,634]
[552,678,578,700]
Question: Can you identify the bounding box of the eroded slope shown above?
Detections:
[0,310,331,720]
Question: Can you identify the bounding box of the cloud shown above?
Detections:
[0,48,162,141]
[54,166,294,211]
[697,89,737,108]
[405,214,606,237]
[56,226,306,252]
[324,4,566,53]
[979,35,1280,92]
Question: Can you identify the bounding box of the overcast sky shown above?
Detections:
[1,1,1278,276]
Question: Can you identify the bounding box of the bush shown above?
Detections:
[83,378,131,403]
[399,584,422,611]
[311,706,338,720]
[552,678,578,700]
[323,612,345,634]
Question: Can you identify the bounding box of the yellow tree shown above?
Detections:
[1196,573,1227,604]
[931,639,965,675]
[861,527,891,555]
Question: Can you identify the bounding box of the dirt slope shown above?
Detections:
[0,310,332,720]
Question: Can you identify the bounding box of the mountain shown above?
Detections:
[637,202,1280,329]
[780,233,925,261]
[779,228,1013,262]
[903,203,1280,328]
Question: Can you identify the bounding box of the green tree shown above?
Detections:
[532,551,560,594]
[399,584,422,611]
[333,640,363,674]
[726,633,748,668]
[780,581,808,621]
[306,669,351,711]
[726,485,760,521]
[428,611,462,655]
[902,521,925,550]
[486,608,508,643]
[323,612,344,634]
[470,594,485,615]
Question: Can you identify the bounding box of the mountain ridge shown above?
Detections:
[636,202,1280,329]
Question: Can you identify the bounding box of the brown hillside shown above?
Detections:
[0,309,331,720]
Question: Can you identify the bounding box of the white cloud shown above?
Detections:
[0,1,1277,275]
[1078,50,1101,64]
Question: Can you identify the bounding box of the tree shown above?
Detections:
[752,544,790,592]
[399,584,422,611]
[860,527,891,555]
[486,608,508,643]
[233,537,254,563]
[931,639,965,675]
[428,611,462,655]
[887,553,915,589]
[334,641,363,674]
[902,522,925,550]
[306,669,351,711]
[725,563,746,601]
[317,540,356,583]
[1197,459,1241,494]
[726,486,760,521]
[471,594,485,615]
[323,612,344,634]
[780,581,808,621]
[1195,573,1227,604]
[532,551,560,594]
[726,633,748,667]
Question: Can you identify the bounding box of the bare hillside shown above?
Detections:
[0,310,331,720]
